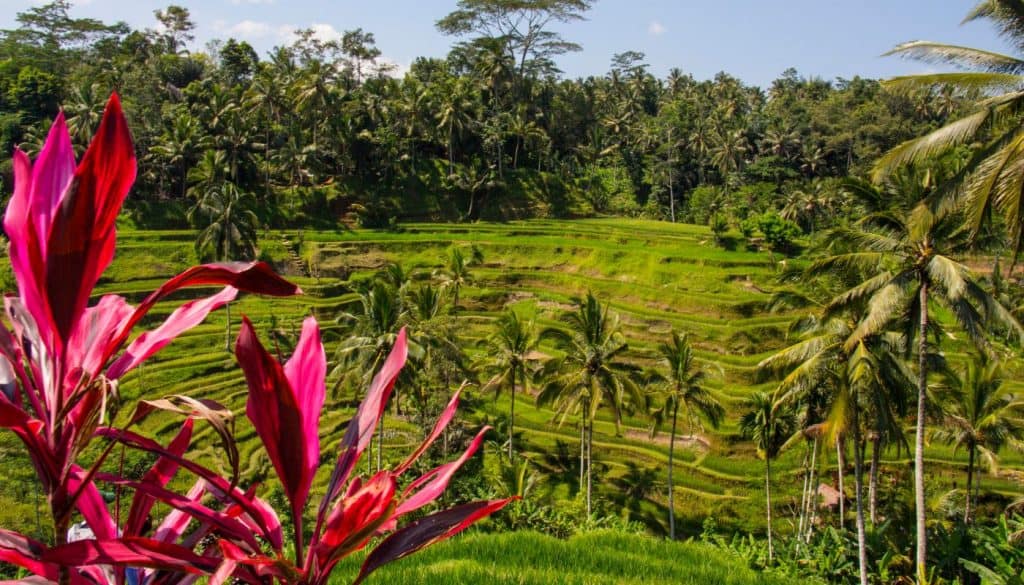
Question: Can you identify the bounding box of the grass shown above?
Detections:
[329,530,812,585]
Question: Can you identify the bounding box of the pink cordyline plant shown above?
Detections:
[63,319,514,584]
[0,94,300,581]
[1,94,512,584]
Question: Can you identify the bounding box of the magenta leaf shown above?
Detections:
[321,328,408,514]
[124,418,194,537]
[106,286,238,379]
[236,316,315,518]
[354,499,515,585]
[45,94,136,347]
[43,537,220,574]
[394,387,462,475]
[394,427,490,518]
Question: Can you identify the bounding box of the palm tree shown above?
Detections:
[478,309,541,459]
[333,279,413,471]
[435,77,477,177]
[875,1,1024,266]
[537,292,641,517]
[811,196,1022,580]
[740,391,796,564]
[647,331,723,540]
[933,353,1024,523]
[188,182,259,350]
[436,246,483,310]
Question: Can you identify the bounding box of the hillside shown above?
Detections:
[1,218,1021,540]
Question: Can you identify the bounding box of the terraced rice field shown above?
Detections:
[0,218,1020,539]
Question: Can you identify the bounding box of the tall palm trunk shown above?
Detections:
[508,367,516,460]
[579,418,585,496]
[765,456,774,563]
[964,445,975,524]
[667,400,679,540]
[224,301,232,351]
[869,433,881,525]
[915,281,929,583]
[586,416,593,518]
[806,436,819,542]
[837,437,846,526]
[853,405,869,585]
[798,441,811,543]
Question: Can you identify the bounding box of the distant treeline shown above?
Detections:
[0,0,966,228]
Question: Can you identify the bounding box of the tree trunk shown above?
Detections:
[668,177,676,223]
[224,301,232,351]
[586,416,593,518]
[508,367,516,460]
[869,433,881,525]
[853,405,869,585]
[837,437,846,527]
[964,445,975,524]
[668,400,679,540]
[765,457,774,564]
[448,124,455,177]
[798,441,811,543]
[579,418,586,497]
[377,415,385,472]
[915,281,929,583]
[806,436,819,542]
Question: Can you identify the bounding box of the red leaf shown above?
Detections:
[107,287,237,379]
[125,418,194,537]
[321,328,407,515]
[354,499,515,585]
[101,262,299,371]
[393,427,490,518]
[43,537,219,574]
[394,387,462,475]
[0,529,55,580]
[45,94,135,346]
[236,316,314,519]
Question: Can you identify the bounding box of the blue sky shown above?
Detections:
[1,0,1014,87]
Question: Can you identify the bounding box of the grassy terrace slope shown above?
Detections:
[330,530,809,584]
[0,218,1021,540]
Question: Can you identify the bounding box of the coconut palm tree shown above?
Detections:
[478,309,541,459]
[188,182,259,350]
[537,292,642,517]
[810,196,1023,580]
[933,353,1024,523]
[740,391,796,564]
[875,0,1024,266]
[436,246,483,310]
[647,331,723,540]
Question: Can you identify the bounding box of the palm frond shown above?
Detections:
[883,41,1024,73]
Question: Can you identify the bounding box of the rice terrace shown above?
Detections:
[1,1,1024,584]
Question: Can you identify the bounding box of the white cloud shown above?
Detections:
[214,19,293,41]
[648,20,666,36]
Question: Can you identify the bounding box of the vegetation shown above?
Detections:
[2,1,1024,584]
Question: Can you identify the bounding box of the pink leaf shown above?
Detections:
[106,286,238,379]
[65,294,133,387]
[125,418,194,537]
[153,481,204,544]
[0,529,56,581]
[43,537,220,575]
[321,328,407,514]
[284,316,326,489]
[316,472,395,568]
[29,111,76,259]
[67,467,117,540]
[393,427,490,518]
[5,147,54,353]
[354,499,515,585]
[45,93,135,346]
[100,262,300,371]
[394,388,462,475]
[236,316,314,519]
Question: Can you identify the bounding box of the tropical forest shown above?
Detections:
[0,1,1023,584]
